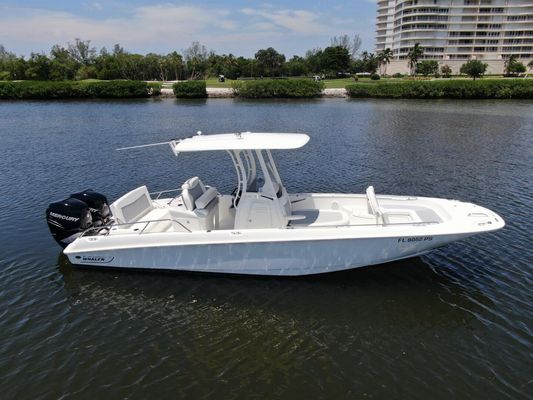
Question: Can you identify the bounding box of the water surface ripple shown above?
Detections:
[0,98,531,399]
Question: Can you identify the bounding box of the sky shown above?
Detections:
[0,1,378,58]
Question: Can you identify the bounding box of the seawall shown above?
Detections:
[161,88,348,98]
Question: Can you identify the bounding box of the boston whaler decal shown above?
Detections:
[398,236,433,243]
[75,255,114,263]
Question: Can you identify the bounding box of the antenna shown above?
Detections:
[116,141,175,151]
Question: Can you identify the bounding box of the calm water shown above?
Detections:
[0,98,532,399]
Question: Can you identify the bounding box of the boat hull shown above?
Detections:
[64,233,465,276]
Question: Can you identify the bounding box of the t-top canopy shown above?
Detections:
[170,132,310,154]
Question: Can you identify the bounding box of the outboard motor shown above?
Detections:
[46,198,93,248]
[70,189,111,226]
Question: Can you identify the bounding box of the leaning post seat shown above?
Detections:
[195,188,218,210]
[181,177,204,211]
[181,177,219,229]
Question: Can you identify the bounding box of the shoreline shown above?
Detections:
[160,88,348,98]
[2,80,530,100]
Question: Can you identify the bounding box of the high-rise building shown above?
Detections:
[376,0,533,73]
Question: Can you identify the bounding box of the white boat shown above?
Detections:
[46,132,505,276]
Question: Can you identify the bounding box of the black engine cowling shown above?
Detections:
[46,198,93,248]
[70,189,110,226]
[46,190,111,248]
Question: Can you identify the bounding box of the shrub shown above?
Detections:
[345,79,533,99]
[0,80,154,99]
[416,60,439,77]
[147,82,162,96]
[78,81,151,98]
[392,73,404,78]
[370,74,380,80]
[232,78,324,98]
[441,64,452,78]
[173,80,207,98]
[404,76,432,81]
[460,60,488,80]
[75,65,97,80]
[505,61,526,76]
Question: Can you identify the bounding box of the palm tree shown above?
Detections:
[361,51,378,74]
[407,43,424,76]
[525,60,533,78]
[377,48,393,75]
[504,54,518,75]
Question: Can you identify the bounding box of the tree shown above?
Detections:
[360,51,378,74]
[0,45,26,80]
[254,47,285,77]
[527,60,533,77]
[163,52,184,80]
[25,53,51,80]
[508,62,526,75]
[330,34,362,59]
[75,65,97,80]
[504,55,526,76]
[141,53,163,80]
[113,44,125,56]
[321,46,351,75]
[305,48,323,74]
[184,41,208,79]
[117,53,146,80]
[416,60,439,77]
[0,56,26,80]
[235,56,256,78]
[377,48,393,75]
[460,60,488,80]
[441,64,452,78]
[503,54,517,76]
[49,44,79,80]
[0,44,13,61]
[68,38,96,66]
[95,52,121,80]
[407,43,423,76]
[285,55,309,77]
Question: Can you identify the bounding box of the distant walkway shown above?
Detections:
[160,87,347,98]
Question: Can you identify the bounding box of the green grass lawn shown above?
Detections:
[321,78,353,88]
[205,78,234,88]
[205,77,376,89]
[203,77,381,89]
[322,77,400,87]
[160,79,232,89]
[169,76,529,90]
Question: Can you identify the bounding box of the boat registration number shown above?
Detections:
[398,236,433,243]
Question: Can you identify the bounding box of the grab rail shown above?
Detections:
[149,185,215,200]
[80,217,441,237]
[81,218,192,237]
[149,187,183,200]
[286,220,441,229]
